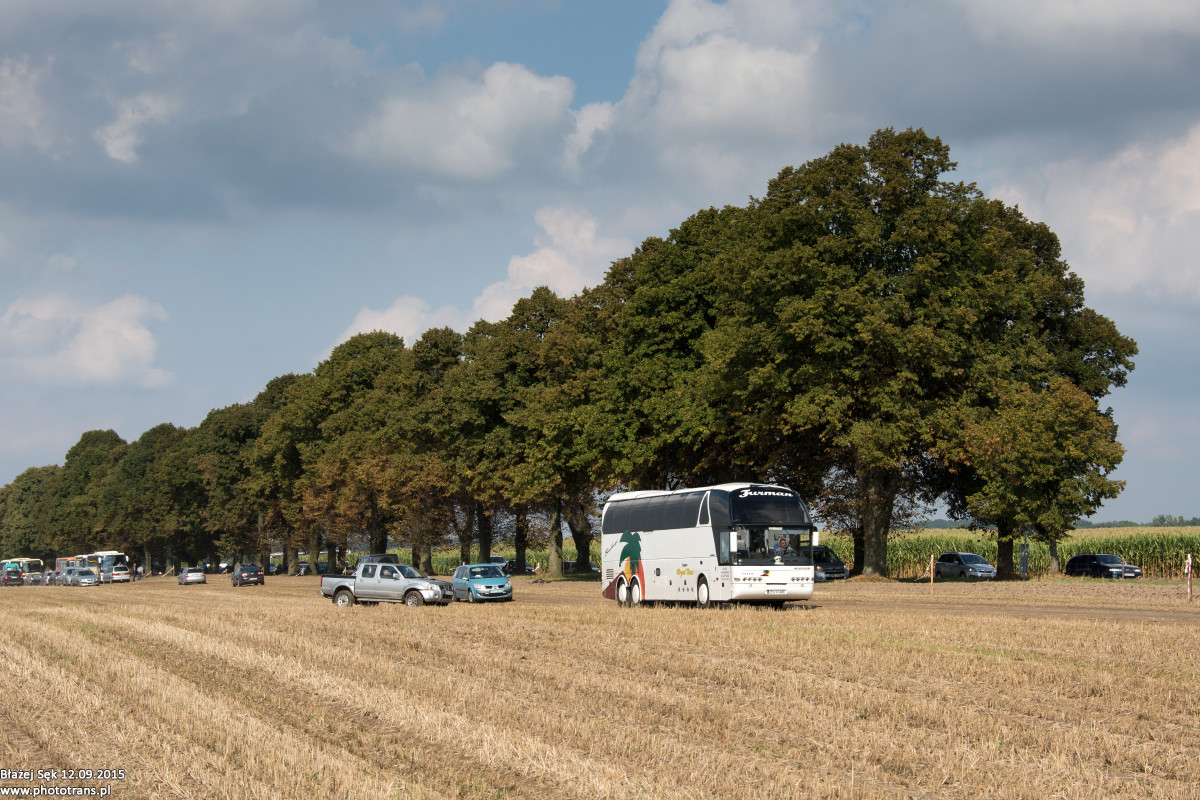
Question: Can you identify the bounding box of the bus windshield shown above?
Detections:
[731,526,813,566]
[97,553,128,570]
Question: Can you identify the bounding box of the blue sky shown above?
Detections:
[2,0,1198,522]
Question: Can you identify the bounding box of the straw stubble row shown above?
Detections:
[1,578,1196,799]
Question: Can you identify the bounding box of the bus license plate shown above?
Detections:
[766,589,786,594]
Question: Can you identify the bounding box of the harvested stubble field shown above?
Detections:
[2,577,1198,800]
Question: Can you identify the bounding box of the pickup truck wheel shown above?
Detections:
[334,590,354,608]
[404,590,425,607]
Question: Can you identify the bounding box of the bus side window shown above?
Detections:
[717,531,731,566]
[698,492,710,526]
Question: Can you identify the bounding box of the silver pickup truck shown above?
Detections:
[319,562,453,607]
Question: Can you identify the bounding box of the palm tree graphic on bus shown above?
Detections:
[604,530,644,601]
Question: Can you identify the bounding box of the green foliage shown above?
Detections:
[0,128,1138,582]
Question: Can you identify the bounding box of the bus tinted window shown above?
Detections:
[645,497,666,531]
[729,488,810,527]
[709,491,731,527]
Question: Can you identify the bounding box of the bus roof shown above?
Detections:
[605,482,795,504]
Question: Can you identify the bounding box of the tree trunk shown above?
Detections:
[513,505,529,574]
[1048,537,1060,575]
[857,463,899,577]
[995,519,1018,579]
[307,527,323,574]
[476,504,493,563]
[410,525,421,568]
[548,499,564,578]
[457,503,475,566]
[850,526,865,577]
[364,495,388,555]
[564,499,594,573]
[285,545,299,576]
[418,535,433,575]
[325,539,337,575]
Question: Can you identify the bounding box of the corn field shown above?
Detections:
[822,527,1200,579]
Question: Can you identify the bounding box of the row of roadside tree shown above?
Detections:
[0,129,1138,579]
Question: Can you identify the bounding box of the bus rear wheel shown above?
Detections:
[630,580,642,607]
[696,578,711,609]
[616,578,629,607]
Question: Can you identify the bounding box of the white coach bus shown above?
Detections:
[601,483,818,608]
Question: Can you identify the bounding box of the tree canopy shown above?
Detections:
[0,129,1135,578]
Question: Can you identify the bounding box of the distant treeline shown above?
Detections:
[923,516,1200,530]
[1074,515,1200,528]
[0,129,1138,579]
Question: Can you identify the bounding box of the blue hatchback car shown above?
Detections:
[451,563,513,602]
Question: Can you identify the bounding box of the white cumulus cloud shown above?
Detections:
[0,294,172,387]
[336,205,631,348]
[347,62,576,180]
[334,295,470,350]
[471,206,632,323]
[993,122,1200,301]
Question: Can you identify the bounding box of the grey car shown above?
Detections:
[812,545,849,581]
[935,552,997,579]
[73,568,100,587]
[177,567,207,585]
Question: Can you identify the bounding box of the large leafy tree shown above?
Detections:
[95,424,198,571]
[598,209,746,488]
[382,327,465,572]
[192,403,270,566]
[946,379,1125,575]
[297,332,407,560]
[245,373,313,572]
[0,466,62,560]
[593,128,1133,576]
[52,430,127,555]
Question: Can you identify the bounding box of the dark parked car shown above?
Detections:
[2,568,23,586]
[562,560,598,574]
[935,552,997,579]
[502,559,535,576]
[812,545,849,581]
[231,564,265,587]
[1064,554,1142,579]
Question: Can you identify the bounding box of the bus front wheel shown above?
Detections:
[696,578,711,609]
